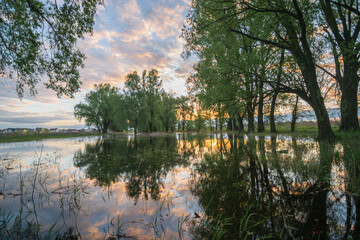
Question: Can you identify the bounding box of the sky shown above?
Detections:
[0,0,195,129]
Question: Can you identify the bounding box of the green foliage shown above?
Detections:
[123,69,179,133]
[182,0,346,139]
[74,83,119,133]
[73,69,181,134]
[0,0,103,98]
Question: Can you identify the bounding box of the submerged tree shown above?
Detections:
[124,69,178,133]
[1,0,103,98]
[183,0,341,141]
[74,83,118,134]
[318,0,360,131]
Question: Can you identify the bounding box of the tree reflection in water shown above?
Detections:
[190,134,360,240]
[10,134,357,239]
[73,136,189,203]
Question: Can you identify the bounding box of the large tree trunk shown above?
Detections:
[270,93,278,133]
[282,5,335,142]
[290,48,334,141]
[311,97,334,141]
[319,1,360,132]
[340,78,359,131]
[102,121,109,134]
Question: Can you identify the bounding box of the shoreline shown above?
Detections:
[0,132,101,143]
[0,125,359,143]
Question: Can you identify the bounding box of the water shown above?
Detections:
[0,134,359,239]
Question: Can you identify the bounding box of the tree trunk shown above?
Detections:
[232,117,237,131]
[340,80,359,131]
[291,95,299,132]
[319,1,359,132]
[219,114,224,131]
[237,113,244,132]
[270,93,278,133]
[226,118,232,131]
[283,14,335,141]
[257,79,265,132]
[149,121,153,133]
[311,98,334,141]
[102,121,109,134]
[291,52,334,141]
[270,50,284,133]
[247,102,255,133]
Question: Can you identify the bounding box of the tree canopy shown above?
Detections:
[182,0,360,141]
[74,69,183,134]
[0,0,103,98]
[74,83,117,134]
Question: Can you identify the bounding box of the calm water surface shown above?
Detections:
[0,133,359,239]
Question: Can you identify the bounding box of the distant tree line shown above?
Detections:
[182,0,360,142]
[74,68,312,134]
[74,69,183,134]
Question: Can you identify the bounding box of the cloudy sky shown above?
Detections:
[0,0,195,129]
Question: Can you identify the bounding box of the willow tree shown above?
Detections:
[74,84,118,134]
[319,0,360,131]
[184,0,335,141]
[183,3,284,134]
[124,71,148,134]
[124,69,165,133]
[1,0,103,98]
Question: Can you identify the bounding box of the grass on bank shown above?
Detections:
[1,121,359,143]
[0,132,101,143]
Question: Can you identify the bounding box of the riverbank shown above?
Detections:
[1,124,359,143]
[0,132,101,143]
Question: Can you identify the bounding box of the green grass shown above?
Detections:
[334,129,360,140]
[0,132,100,143]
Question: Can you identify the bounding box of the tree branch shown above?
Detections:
[229,27,290,50]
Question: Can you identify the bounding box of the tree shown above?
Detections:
[184,0,336,141]
[318,0,360,131]
[124,69,174,133]
[0,0,102,98]
[74,83,118,134]
[124,71,147,134]
[177,96,192,131]
[160,90,178,132]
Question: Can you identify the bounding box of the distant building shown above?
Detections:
[49,128,58,133]
[7,128,16,133]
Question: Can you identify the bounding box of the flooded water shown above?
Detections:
[0,133,359,239]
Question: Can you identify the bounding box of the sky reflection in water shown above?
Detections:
[0,134,359,239]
